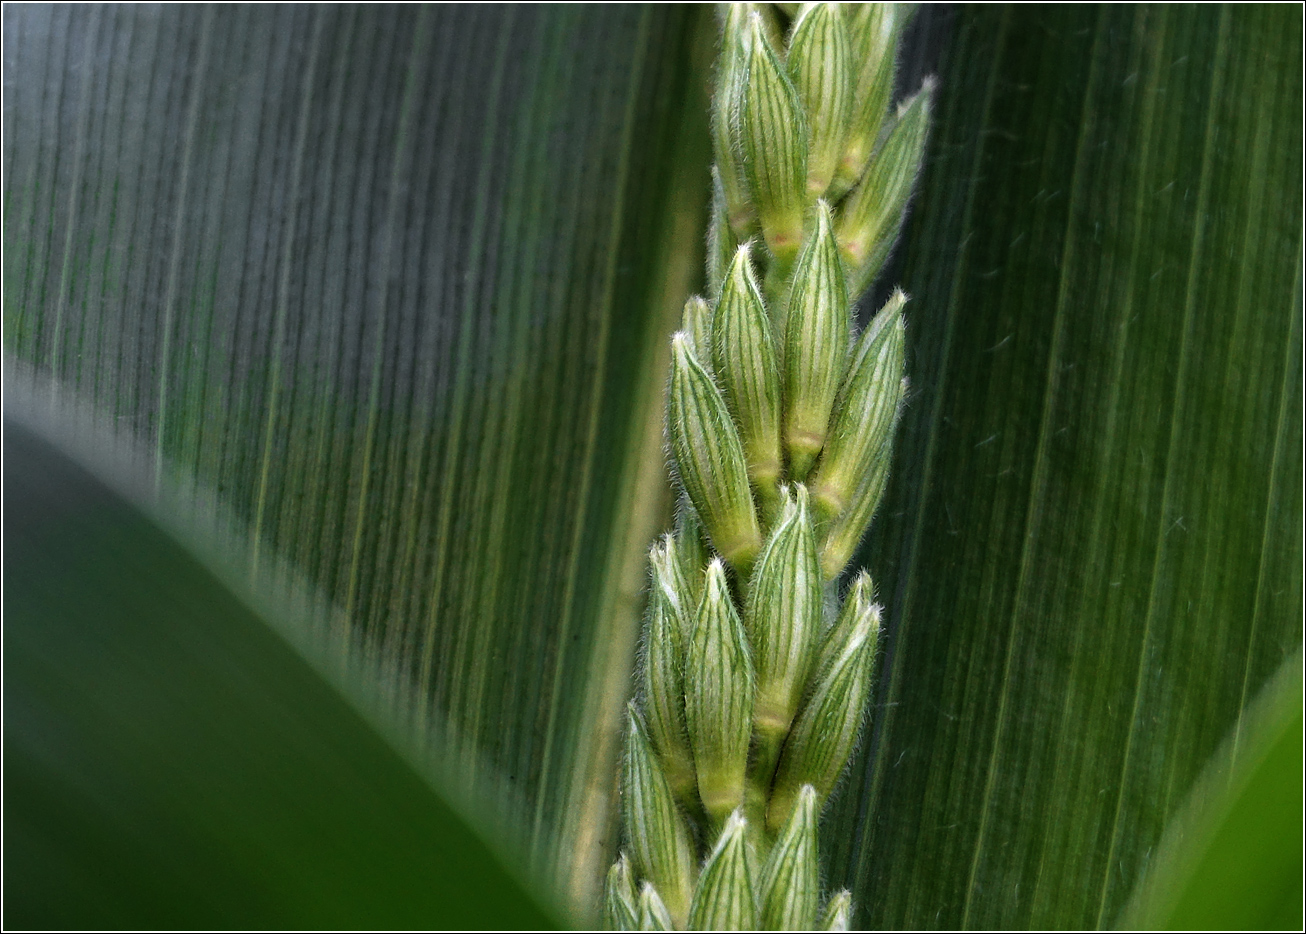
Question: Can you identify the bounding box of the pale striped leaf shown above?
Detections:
[2,4,709,923]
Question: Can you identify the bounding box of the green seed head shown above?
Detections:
[759,784,820,931]
[739,12,809,262]
[784,200,851,481]
[642,538,696,803]
[768,600,880,833]
[819,386,902,579]
[650,534,693,646]
[668,333,762,575]
[637,882,674,932]
[707,168,739,302]
[681,295,715,374]
[713,244,783,512]
[838,79,934,297]
[820,889,854,931]
[833,2,899,196]
[617,4,919,926]
[815,571,874,679]
[673,497,710,607]
[604,853,638,931]
[688,811,758,932]
[746,484,822,739]
[787,3,853,197]
[713,3,756,238]
[686,559,756,824]
[621,704,696,925]
[810,290,906,526]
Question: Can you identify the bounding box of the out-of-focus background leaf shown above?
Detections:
[831,4,1303,929]
[4,3,1302,931]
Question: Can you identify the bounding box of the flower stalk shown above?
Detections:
[609,4,931,928]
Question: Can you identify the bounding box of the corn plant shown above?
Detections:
[3,4,1301,931]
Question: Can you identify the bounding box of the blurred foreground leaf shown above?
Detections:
[1120,650,1303,931]
[3,403,557,929]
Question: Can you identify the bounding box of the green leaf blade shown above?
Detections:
[2,6,712,917]
[825,5,1303,929]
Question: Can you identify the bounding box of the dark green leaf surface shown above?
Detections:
[3,5,709,914]
[3,407,557,930]
[829,5,1303,929]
